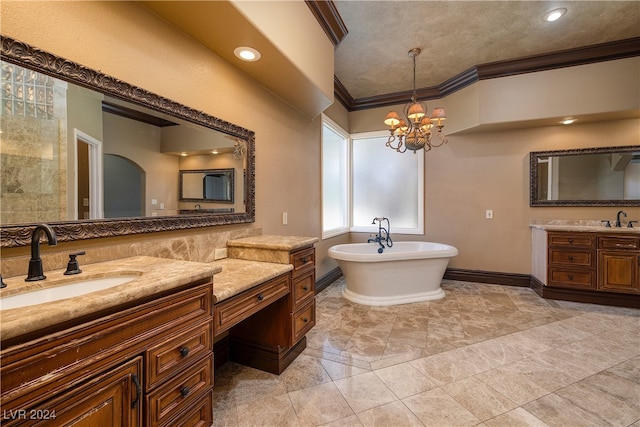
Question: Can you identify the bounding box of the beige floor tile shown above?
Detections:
[402,387,481,427]
[334,372,397,413]
[213,280,640,427]
[236,394,300,427]
[279,354,333,392]
[606,356,640,383]
[442,376,519,421]
[318,414,364,427]
[483,407,550,427]
[356,401,424,427]
[374,362,439,398]
[231,366,288,407]
[289,382,355,427]
[523,392,615,427]
[409,349,473,386]
[318,358,370,381]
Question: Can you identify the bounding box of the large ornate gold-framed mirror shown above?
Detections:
[0,36,255,247]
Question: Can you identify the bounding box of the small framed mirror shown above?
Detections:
[530,145,640,207]
[180,169,234,203]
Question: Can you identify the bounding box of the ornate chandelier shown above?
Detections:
[384,48,448,154]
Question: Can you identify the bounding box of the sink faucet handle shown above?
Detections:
[0,274,6,289]
[64,251,86,275]
[601,220,611,228]
[628,220,638,229]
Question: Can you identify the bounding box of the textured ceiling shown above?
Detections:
[333,1,640,100]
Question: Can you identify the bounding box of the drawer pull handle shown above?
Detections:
[303,317,309,323]
[302,286,309,291]
[568,275,574,280]
[257,294,264,301]
[180,346,190,357]
[131,374,141,408]
[301,257,309,264]
[568,239,574,244]
[568,256,574,261]
[180,386,190,397]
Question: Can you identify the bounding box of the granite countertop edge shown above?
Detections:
[1,256,218,341]
[226,235,319,251]
[530,224,640,234]
[211,258,293,303]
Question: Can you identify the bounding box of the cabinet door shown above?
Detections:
[28,357,142,427]
[598,251,640,293]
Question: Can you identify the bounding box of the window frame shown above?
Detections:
[321,114,351,239]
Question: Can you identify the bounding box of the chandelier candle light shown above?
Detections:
[384,48,448,154]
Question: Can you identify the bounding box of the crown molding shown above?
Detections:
[338,37,640,111]
[305,0,348,46]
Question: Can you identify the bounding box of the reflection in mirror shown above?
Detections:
[180,169,235,203]
[530,146,640,207]
[0,36,254,247]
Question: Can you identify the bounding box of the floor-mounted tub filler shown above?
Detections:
[328,241,458,306]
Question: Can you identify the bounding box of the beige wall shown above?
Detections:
[0,1,328,275]
[1,1,638,281]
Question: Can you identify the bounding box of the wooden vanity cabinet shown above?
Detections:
[225,245,317,374]
[0,280,214,427]
[598,235,640,293]
[537,231,640,307]
[289,247,316,343]
[547,232,597,290]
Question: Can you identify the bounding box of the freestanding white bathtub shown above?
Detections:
[328,241,458,306]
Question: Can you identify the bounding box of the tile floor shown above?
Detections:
[213,278,640,427]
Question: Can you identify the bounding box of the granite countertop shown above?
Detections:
[227,235,319,251]
[0,256,219,341]
[530,220,640,234]
[210,258,292,303]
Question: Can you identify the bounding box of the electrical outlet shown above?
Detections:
[159,203,165,209]
[214,248,227,260]
[282,212,288,225]
[485,210,494,219]
[151,199,157,205]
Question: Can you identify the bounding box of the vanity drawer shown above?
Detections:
[146,319,212,389]
[214,274,290,335]
[599,236,640,250]
[291,268,315,309]
[291,299,315,343]
[548,233,596,248]
[147,353,213,427]
[549,249,594,267]
[290,247,315,276]
[548,268,596,289]
[162,388,213,427]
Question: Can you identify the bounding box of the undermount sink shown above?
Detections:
[0,275,138,310]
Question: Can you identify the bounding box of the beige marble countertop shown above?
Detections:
[210,258,292,303]
[530,219,640,234]
[0,256,219,341]
[226,235,319,251]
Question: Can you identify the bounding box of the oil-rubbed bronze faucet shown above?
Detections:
[615,210,627,228]
[26,224,58,281]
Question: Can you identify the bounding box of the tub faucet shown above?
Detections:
[368,217,393,253]
[615,210,627,228]
[26,224,58,282]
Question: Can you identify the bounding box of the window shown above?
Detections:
[321,115,349,238]
[321,122,424,238]
[351,132,423,234]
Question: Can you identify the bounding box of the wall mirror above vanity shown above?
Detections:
[530,145,640,207]
[0,36,255,247]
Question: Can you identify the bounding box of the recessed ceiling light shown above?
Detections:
[544,8,567,22]
[234,47,261,62]
[181,152,188,156]
[560,118,577,125]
